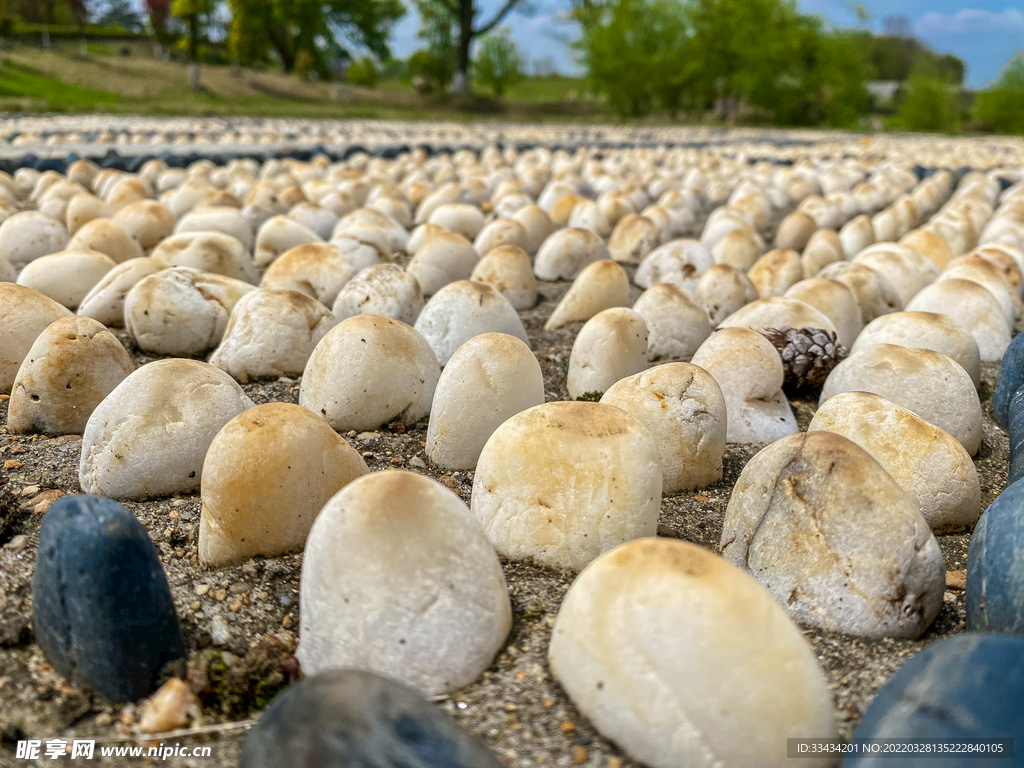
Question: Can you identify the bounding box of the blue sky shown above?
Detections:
[389,0,1024,87]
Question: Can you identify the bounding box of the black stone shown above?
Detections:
[992,332,1024,429]
[240,669,505,768]
[32,495,185,703]
[1008,388,1024,486]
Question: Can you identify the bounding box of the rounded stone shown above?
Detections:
[775,210,817,250]
[748,248,803,298]
[33,495,185,703]
[260,242,357,308]
[199,403,368,567]
[0,283,73,394]
[124,267,256,356]
[208,289,337,383]
[473,217,529,256]
[632,283,712,362]
[112,200,175,250]
[566,307,648,400]
[818,261,903,324]
[175,205,254,251]
[471,401,662,571]
[8,316,133,436]
[16,249,116,310]
[845,635,1024,767]
[254,215,324,266]
[853,244,939,305]
[67,218,144,263]
[718,297,838,337]
[600,363,726,493]
[721,431,944,639]
[468,244,537,310]
[332,263,424,325]
[76,257,168,327]
[545,260,629,331]
[694,263,759,325]
[534,227,610,281]
[820,343,982,455]
[413,280,529,366]
[635,238,713,292]
[993,331,1024,428]
[238,669,504,768]
[691,327,798,444]
[297,471,511,696]
[0,210,69,265]
[150,232,258,283]
[300,314,440,432]
[608,213,660,264]
[967,480,1024,634]
[406,231,479,296]
[549,538,838,768]
[426,333,544,471]
[906,277,1012,362]
[80,359,254,500]
[850,310,982,388]
[809,392,980,534]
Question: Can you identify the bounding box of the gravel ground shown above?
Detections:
[0,232,1011,768]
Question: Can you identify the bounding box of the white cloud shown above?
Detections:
[916,8,1024,36]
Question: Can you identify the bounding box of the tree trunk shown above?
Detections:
[452,0,474,94]
[189,15,199,62]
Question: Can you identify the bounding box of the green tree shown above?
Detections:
[171,0,211,64]
[348,55,379,86]
[895,69,961,133]
[414,0,526,94]
[227,0,404,77]
[974,54,1024,135]
[473,28,522,96]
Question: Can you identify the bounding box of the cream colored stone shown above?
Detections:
[426,333,544,470]
[288,201,339,240]
[209,289,337,383]
[7,316,132,435]
[853,244,939,305]
[809,392,980,533]
[79,359,254,499]
[428,203,486,241]
[818,261,903,324]
[259,243,356,307]
[113,200,175,250]
[0,211,69,265]
[0,284,73,394]
[300,314,440,431]
[407,231,479,296]
[151,232,258,283]
[801,230,844,277]
[694,264,759,325]
[691,328,797,444]
[635,239,714,292]
[850,311,982,388]
[254,215,323,266]
[175,205,254,251]
[566,308,648,399]
[905,278,1011,362]
[838,214,874,259]
[775,210,817,250]
[332,263,424,325]
[820,343,982,455]
[748,248,803,298]
[77,257,167,328]
[783,278,862,349]
[600,364,725,493]
[199,403,368,567]
[545,260,629,330]
[468,245,537,310]
[414,280,529,365]
[549,538,838,768]
[534,227,610,281]
[473,218,529,256]
[901,228,953,270]
[125,267,255,356]
[471,401,661,571]
[66,194,112,237]
[511,204,555,255]
[721,431,944,639]
[718,297,838,336]
[940,258,1018,323]
[632,283,712,363]
[711,229,761,271]
[66,218,144,264]
[17,249,116,310]
[297,470,511,695]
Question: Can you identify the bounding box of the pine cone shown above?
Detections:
[762,326,847,396]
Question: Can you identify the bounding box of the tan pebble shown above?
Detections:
[214,589,227,602]
[21,485,40,497]
[139,678,201,734]
[946,570,967,590]
[228,600,242,613]
[194,584,210,596]
[3,460,21,469]
[189,602,200,612]
[32,490,64,515]
[282,615,292,628]
[572,745,588,764]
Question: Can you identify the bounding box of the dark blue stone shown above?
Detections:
[32,495,185,703]
[1008,388,1024,487]
[968,479,1024,633]
[992,333,1024,429]
[240,669,504,768]
[844,634,1024,767]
